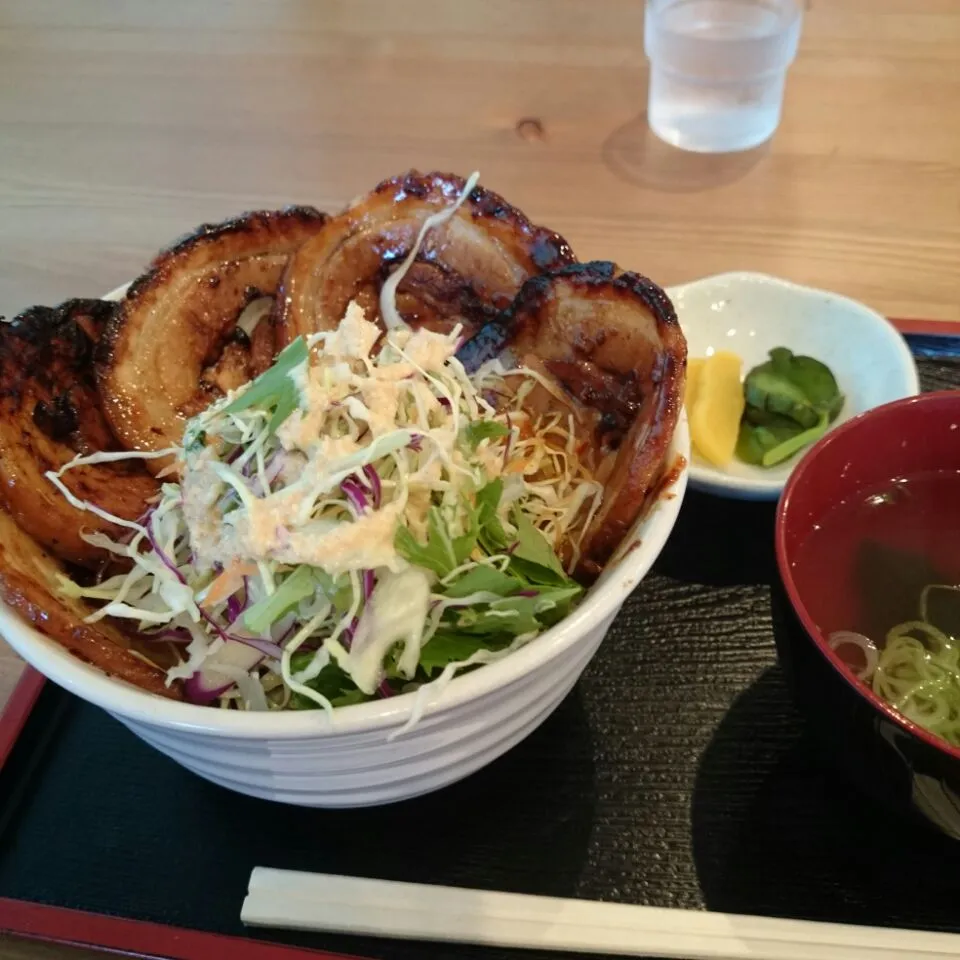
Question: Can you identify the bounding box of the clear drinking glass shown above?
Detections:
[644,0,803,153]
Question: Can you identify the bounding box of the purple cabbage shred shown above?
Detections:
[340,477,368,514]
[361,464,382,509]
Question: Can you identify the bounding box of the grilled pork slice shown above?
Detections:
[0,507,179,699]
[492,262,687,580]
[0,300,159,568]
[96,206,328,464]
[274,170,577,346]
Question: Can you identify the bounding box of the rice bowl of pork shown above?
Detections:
[0,173,688,808]
[0,417,686,806]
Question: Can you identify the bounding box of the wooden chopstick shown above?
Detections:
[241,868,960,960]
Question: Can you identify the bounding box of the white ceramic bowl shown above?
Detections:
[669,272,919,500]
[0,298,690,805]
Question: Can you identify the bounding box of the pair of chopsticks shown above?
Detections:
[242,868,960,959]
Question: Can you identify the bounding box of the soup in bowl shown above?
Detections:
[775,391,960,838]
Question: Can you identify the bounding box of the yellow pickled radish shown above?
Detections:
[689,351,744,467]
[685,358,705,413]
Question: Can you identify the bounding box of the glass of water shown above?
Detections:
[644,0,803,153]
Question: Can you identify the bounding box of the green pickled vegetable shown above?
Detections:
[744,367,819,428]
[736,348,843,468]
[769,347,844,420]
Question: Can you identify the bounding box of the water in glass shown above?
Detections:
[645,0,802,153]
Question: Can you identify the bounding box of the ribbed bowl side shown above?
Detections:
[113,618,609,806]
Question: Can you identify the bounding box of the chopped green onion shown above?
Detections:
[223,336,308,432]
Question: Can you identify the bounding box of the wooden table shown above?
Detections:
[0,0,958,956]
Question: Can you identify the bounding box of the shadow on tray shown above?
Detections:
[248,690,602,960]
[287,689,599,897]
[691,665,960,932]
[0,686,600,960]
[655,491,777,587]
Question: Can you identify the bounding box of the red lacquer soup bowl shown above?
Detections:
[774,391,960,838]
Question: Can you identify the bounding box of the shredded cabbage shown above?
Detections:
[47,174,603,727]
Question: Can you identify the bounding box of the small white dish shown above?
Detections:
[667,272,920,500]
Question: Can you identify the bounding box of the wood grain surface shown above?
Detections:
[0,0,958,957]
[0,940,103,960]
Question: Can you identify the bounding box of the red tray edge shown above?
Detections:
[0,899,362,960]
[0,688,365,955]
[0,666,45,771]
[1,313,957,959]
[891,317,960,336]
[0,672,363,960]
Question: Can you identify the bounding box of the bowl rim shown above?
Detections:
[669,270,921,501]
[0,283,690,739]
[775,390,960,763]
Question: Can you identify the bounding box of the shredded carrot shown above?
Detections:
[202,559,257,608]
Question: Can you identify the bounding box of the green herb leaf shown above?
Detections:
[418,632,501,677]
[451,585,581,636]
[288,657,369,709]
[510,508,568,583]
[242,565,317,634]
[475,478,502,522]
[462,420,510,450]
[443,565,521,598]
[451,505,479,566]
[452,604,539,636]
[395,525,448,578]
[493,585,581,625]
[394,510,461,578]
[476,479,509,554]
[330,688,369,707]
[395,500,482,578]
[429,508,460,571]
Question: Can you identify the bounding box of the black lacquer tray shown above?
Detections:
[2,326,960,960]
